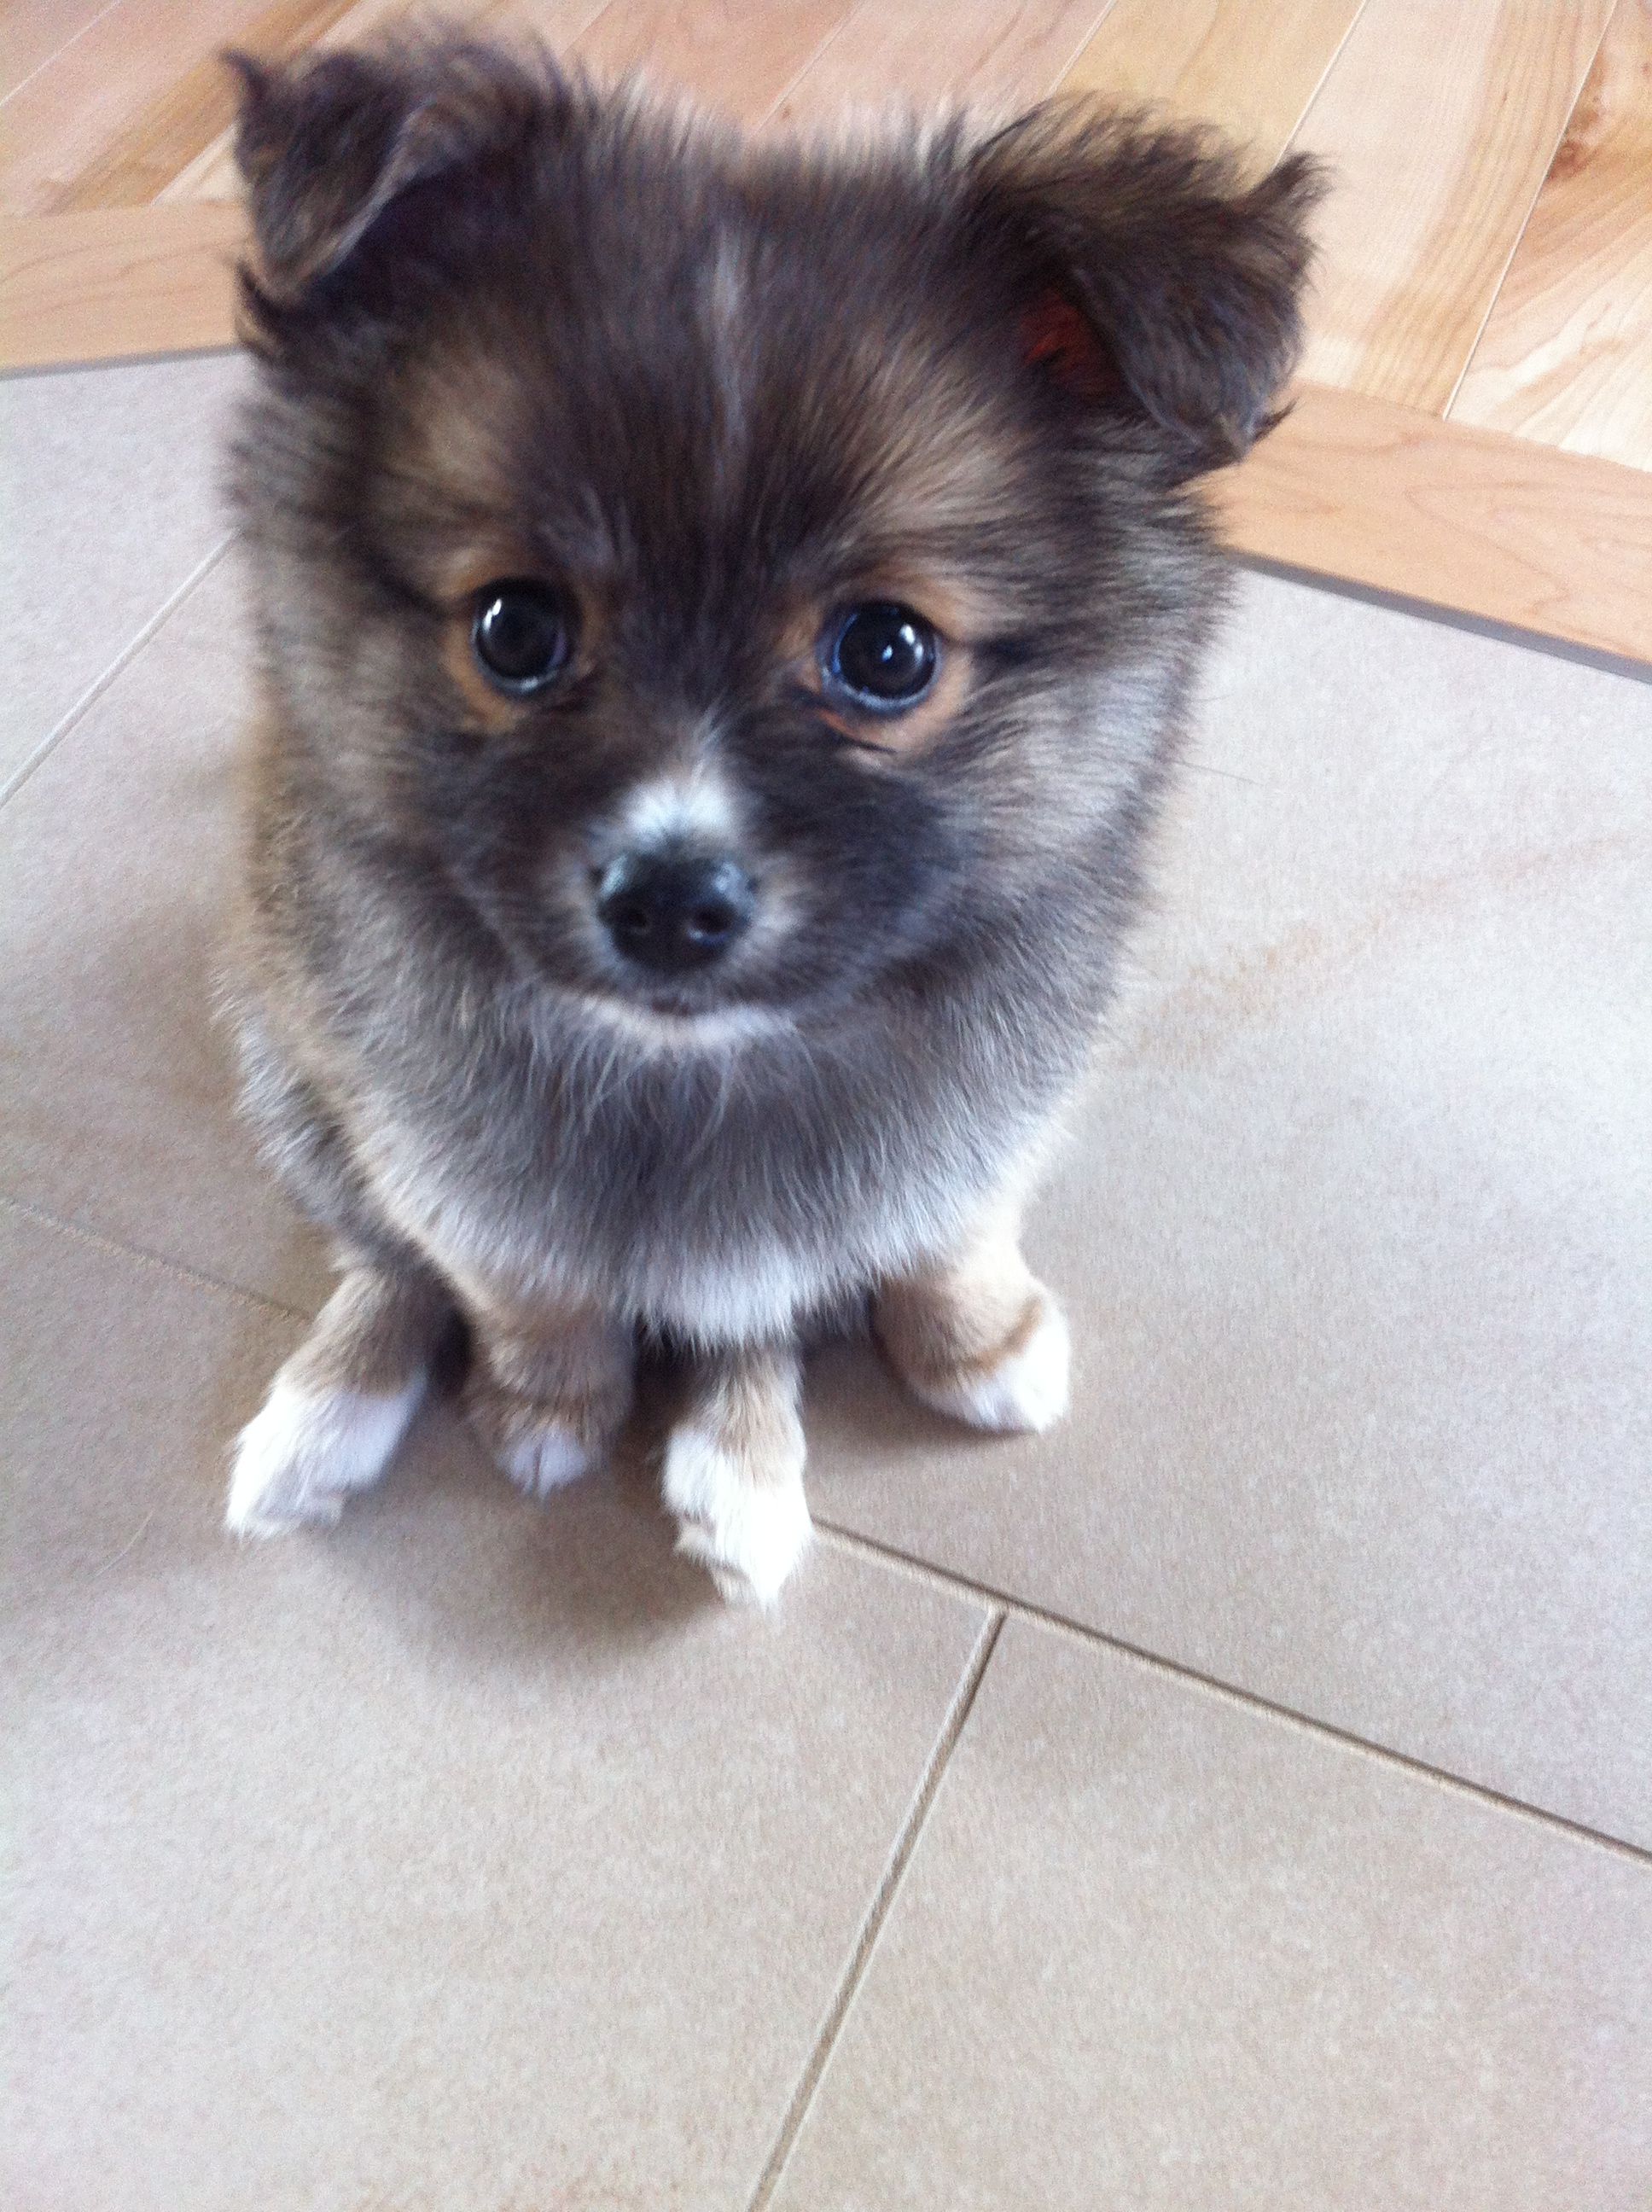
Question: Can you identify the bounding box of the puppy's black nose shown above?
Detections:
[596,852,755,973]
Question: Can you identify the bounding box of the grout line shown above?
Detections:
[1046,0,1127,97]
[85,1505,156,1580]
[1440,3,1618,422]
[1231,547,1652,686]
[3,345,243,386]
[1283,0,1380,155]
[0,1191,309,1324]
[0,531,235,811]
[1279,0,1372,155]
[556,0,620,61]
[772,0,1123,132]
[747,1607,1005,2209]
[759,0,862,123]
[567,0,619,43]
[0,0,128,114]
[813,1522,1652,1870]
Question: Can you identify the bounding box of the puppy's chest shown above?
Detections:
[370,1026,1029,1334]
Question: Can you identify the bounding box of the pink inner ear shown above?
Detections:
[1020,290,1116,401]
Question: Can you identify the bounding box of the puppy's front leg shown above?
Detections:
[229,1261,454,1534]
[662,1342,811,1608]
[875,1197,1069,1435]
[465,1291,635,1498]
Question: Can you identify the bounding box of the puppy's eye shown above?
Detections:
[823,602,938,713]
[471,580,574,694]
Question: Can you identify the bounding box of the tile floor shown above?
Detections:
[3,352,1649,2210]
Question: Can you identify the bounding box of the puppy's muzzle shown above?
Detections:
[596,849,755,974]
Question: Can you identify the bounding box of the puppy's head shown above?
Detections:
[230,42,1322,1028]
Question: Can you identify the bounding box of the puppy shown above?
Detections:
[223,37,1322,1604]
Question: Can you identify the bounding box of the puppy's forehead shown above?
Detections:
[395,175,1026,600]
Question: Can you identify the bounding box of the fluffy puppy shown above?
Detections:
[223,37,1322,1603]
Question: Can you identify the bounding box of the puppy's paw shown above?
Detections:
[899,1290,1070,1435]
[497,1421,596,1499]
[662,1425,811,1609]
[227,1375,424,1536]
[467,1377,622,1501]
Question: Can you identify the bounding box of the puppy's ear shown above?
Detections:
[224,44,532,305]
[964,105,1328,479]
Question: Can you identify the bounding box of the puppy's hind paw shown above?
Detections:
[899,1291,1070,1436]
[497,1422,596,1499]
[663,1426,812,1610]
[226,1375,425,1536]
[467,1377,621,1501]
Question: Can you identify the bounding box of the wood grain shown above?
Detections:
[1058,0,1364,166]
[773,0,1113,128]
[0,203,243,368]
[1450,0,1652,469]
[572,0,856,120]
[1213,381,1652,665]
[1290,0,1614,410]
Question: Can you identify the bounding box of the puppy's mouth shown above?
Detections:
[631,977,740,1019]
[608,955,789,1024]
[571,979,800,1051]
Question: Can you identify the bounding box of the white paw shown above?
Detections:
[498,1422,594,1499]
[910,1296,1070,1435]
[226,1375,424,1536]
[662,1425,812,1609]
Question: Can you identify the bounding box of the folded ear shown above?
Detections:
[225,43,534,305]
[963,105,1328,479]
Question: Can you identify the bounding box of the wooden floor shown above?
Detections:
[3,0,1650,665]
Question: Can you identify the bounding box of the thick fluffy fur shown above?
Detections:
[224,36,1322,1601]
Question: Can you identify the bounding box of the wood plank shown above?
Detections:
[1291,0,1613,411]
[1058,0,1365,167]
[52,0,372,214]
[772,0,1114,128]
[158,0,419,206]
[5,3,1648,670]
[3,2,321,213]
[1,0,120,106]
[482,0,620,46]
[5,208,1649,667]
[572,0,856,120]
[1450,0,1652,470]
[14,0,553,212]
[159,0,608,207]
[1213,381,1652,666]
[0,203,244,368]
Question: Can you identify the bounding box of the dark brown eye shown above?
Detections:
[823,602,938,713]
[471,580,573,694]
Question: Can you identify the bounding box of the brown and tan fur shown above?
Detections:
[221,34,1323,1603]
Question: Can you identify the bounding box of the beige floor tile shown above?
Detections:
[0,550,330,1312]
[806,573,1652,1846]
[2,1201,989,2211]
[0,352,242,789]
[774,1617,1652,2211]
